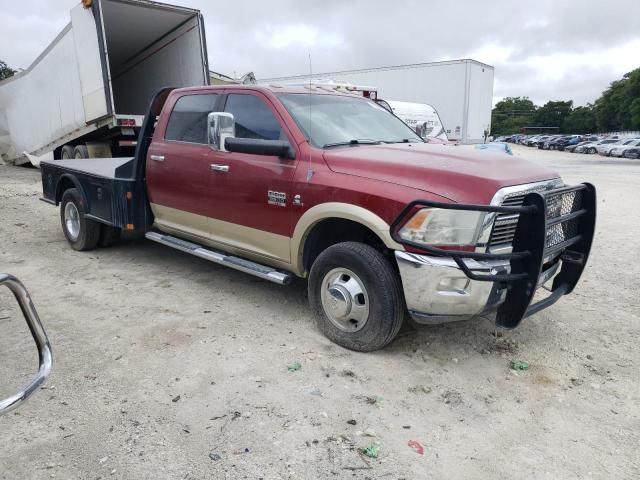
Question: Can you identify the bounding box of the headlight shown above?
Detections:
[397,208,484,248]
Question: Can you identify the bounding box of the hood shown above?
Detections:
[322,143,559,204]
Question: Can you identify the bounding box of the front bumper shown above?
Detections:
[395,252,507,323]
[395,252,560,324]
[390,183,596,329]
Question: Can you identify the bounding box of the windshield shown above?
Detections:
[277,93,423,148]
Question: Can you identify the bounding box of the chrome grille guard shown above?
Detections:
[0,274,53,415]
[390,183,597,328]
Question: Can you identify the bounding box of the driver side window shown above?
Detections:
[224,94,282,141]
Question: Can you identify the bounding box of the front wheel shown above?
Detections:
[308,242,404,352]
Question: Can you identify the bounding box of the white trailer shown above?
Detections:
[260,59,494,144]
[0,0,209,165]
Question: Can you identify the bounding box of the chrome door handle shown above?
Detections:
[210,164,229,173]
[150,155,165,162]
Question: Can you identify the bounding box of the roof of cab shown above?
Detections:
[171,84,369,97]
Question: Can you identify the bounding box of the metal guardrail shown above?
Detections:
[0,274,52,415]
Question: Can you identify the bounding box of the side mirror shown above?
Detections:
[208,112,236,151]
[0,274,52,415]
[225,138,296,160]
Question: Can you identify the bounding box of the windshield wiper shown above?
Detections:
[322,139,382,148]
[381,139,418,144]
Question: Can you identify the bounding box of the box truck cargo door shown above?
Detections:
[70,4,110,122]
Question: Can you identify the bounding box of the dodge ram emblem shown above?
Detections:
[267,190,287,207]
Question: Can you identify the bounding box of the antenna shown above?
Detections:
[306,52,314,182]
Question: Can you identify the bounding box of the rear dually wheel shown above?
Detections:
[60,188,100,251]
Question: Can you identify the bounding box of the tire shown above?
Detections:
[588,147,596,154]
[60,188,100,251]
[73,144,90,159]
[308,242,404,352]
[61,145,74,160]
[99,224,121,247]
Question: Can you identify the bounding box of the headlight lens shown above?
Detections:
[397,208,484,247]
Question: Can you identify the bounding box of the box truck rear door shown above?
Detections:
[70,4,110,122]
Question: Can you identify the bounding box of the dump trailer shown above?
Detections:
[0,0,208,165]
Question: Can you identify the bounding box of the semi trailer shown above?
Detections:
[260,59,494,144]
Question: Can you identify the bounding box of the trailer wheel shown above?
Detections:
[99,224,121,247]
[61,145,75,160]
[60,188,100,251]
[308,242,404,352]
[73,144,90,159]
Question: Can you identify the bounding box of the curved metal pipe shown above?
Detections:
[0,274,53,415]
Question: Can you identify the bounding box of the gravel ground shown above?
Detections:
[0,145,638,479]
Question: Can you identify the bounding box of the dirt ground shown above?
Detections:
[0,145,638,479]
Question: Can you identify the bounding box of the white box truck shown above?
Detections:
[0,0,209,165]
[260,59,494,144]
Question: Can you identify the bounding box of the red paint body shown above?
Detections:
[146,85,559,240]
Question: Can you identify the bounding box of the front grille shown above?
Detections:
[489,185,584,249]
[489,185,551,248]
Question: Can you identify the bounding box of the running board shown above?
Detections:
[145,231,293,285]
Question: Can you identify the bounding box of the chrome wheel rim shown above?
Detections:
[64,202,80,241]
[320,268,369,332]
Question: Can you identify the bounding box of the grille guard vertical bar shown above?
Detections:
[0,274,53,415]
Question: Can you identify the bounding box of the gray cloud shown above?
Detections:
[1,0,638,106]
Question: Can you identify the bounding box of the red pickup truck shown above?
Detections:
[40,85,596,351]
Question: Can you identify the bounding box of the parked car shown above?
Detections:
[566,136,600,153]
[525,135,542,146]
[597,138,638,156]
[39,85,596,351]
[623,147,640,159]
[575,139,619,154]
[609,139,640,157]
[518,135,535,145]
[566,140,593,153]
[528,135,551,147]
[556,136,582,151]
[542,136,572,150]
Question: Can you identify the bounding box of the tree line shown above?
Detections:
[491,67,640,135]
[0,59,16,81]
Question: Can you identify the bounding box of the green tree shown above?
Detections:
[630,97,640,130]
[491,97,537,135]
[594,67,640,131]
[0,60,16,81]
[562,105,597,134]
[532,100,573,129]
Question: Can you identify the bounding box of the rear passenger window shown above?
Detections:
[165,94,218,144]
[224,94,282,141]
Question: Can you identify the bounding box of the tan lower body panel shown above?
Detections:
[150,203,292,266]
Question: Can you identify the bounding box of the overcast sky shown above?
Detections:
[1,0,639,106]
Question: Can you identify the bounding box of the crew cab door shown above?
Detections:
[146,92,222,239]
[206,91,297,262]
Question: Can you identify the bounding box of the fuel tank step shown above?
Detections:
[145,231,293,285]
